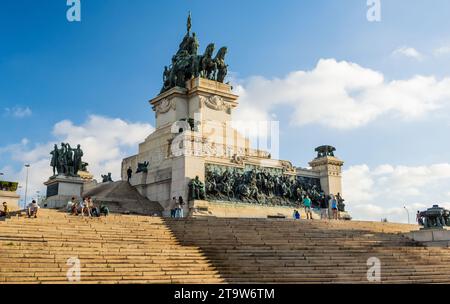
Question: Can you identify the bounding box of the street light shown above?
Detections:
[36,191,41,204]
[403,206,410,224]
[24,164,30,209]
[18,186,23,207]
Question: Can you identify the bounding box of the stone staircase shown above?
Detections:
[1,209,450,284]
[0,210,220,284]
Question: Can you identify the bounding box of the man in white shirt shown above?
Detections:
[27,200,40,218]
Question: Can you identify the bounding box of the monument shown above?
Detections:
[122,14,347,218]
[43,143,93,208]
[405,205,450,247]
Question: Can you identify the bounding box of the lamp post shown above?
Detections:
[403,206,410,224]
[18,186,23,207]
[36,191,41,205]
[24,164,30,209]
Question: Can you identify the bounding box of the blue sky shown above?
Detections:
[2,0,450,222]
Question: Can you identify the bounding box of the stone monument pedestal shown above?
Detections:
[309,155,344,197]
[43,175,84,208]
[404,228,450,247]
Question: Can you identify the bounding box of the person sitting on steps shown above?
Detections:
[27,200,39,218]
[67,197,77,214]
[90,199,100,217]
[86,197,94,218]
[0,202,10,218]
[100,204,109,217]
[79,197,90,217]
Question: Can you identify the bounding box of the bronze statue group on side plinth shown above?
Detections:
[50,143,88,178]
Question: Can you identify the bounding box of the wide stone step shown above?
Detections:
[0,209,447,284]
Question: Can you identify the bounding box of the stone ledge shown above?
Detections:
[404,229,450,247]
[189,200,322,219]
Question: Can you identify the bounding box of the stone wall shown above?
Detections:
[0,190,20,211]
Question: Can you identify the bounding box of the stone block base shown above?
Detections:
[404,228,450,247]
[43,176,84,209]
[43,195,78,209]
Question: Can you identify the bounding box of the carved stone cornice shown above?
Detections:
[309,156,344,167]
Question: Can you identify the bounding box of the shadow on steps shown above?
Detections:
[162,217,449,283]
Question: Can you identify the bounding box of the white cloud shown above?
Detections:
[4,106,32,118]
[343,163,450,223]
[434,46,450,56]
[0,115,154,205]
[234,59,450,129]
[392,47,424,60]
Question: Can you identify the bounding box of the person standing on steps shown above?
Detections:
[319,195,328,220]
[330,194,338,220]
[127,167,133,183]
[303,195,313,220]
[178,196,185,218]
[416,211,424,226]
[171,197,177,218]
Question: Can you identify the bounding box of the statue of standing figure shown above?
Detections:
[65,144,75,176]
[73,144,84,175]
[50,144,59,176]
[58,143,67,175]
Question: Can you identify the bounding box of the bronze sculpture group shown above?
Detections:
[136,162,150,174]
[101,173,113,183]
[189,176,206,200]
[315,145,336,158]
[160,13,229,93]
[189,165,346,211]
[50,143,87,177]
[418,205,450,229]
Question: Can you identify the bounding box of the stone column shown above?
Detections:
[309,156,344,197]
